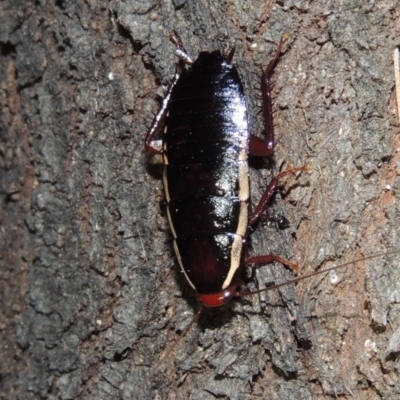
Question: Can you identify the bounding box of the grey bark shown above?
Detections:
[1,0,400,399]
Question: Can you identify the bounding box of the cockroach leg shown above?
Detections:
[169,30,193,66]
[226,46,235,63]
[248,133,275,156]
[246,254,299,272]
[261,34,289,152]
[145,32,195,154]
[249,166,308,226]
[145,95,168,154]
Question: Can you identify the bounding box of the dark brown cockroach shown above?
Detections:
[136,32,400,397]
[145,32,304,308]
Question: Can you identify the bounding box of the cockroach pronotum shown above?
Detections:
[136,31,400,397]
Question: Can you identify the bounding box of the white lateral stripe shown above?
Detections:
[163,168,170,202]
[236,202,248,236]
[166,206,177,239]
[238,149,247,161]
[222,234,243,289]
[238,160,249,201]
[221,141,249,290]
[173,241,196,290]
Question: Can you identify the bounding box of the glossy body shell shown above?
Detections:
[162,50,249,299]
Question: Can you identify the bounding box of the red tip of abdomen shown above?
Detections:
[196,289,235,308]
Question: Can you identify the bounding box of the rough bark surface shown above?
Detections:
[1,1,400,399]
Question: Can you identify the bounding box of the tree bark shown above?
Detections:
[1,0,400,399]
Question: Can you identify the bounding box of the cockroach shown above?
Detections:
[145,31,304,308]
[136,32,400,397]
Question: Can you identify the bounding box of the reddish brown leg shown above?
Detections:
[250,166,307,226]
[145,67,183,154]
[145,31,193,154]
[245,165,306,273]
[249,134,274,156]
[145,103,167,154]
[247,37,302,274]
[249,35,289,157]
[246,254,299,272]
